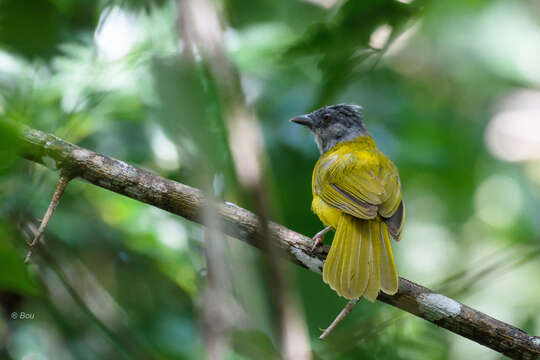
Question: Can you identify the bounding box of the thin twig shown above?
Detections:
[319,299,360,339]
[25,173,71,263]
[12,124,540,359]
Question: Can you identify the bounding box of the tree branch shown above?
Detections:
[13,124,540,360]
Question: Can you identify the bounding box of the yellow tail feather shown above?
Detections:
[364,221,381,301]
[379,222,399,295]
[323,214,398,300]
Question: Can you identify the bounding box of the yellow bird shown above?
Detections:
[291,104,404,301]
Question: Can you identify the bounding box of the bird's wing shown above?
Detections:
[313,149,403,224]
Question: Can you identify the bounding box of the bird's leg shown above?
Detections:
[311,225,332,251]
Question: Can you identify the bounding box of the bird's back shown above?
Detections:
[311,134,403,226]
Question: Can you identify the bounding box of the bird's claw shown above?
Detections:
[311,235,324,252]
[311,225,332,252]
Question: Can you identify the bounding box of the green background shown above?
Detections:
[1,0,540,359]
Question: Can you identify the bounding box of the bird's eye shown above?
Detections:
[323,113,331,122]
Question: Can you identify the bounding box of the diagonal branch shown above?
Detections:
[12,123,540,360]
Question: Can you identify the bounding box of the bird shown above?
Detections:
[290,104,404,301]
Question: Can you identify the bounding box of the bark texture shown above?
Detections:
[14,124,540,360]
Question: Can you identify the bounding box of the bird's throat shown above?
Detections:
[316,129,367,154]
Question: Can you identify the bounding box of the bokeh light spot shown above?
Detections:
[474,175,523,228]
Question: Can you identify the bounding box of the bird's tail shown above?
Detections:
[322,214,399,301]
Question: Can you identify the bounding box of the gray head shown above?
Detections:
[290,104,367,154]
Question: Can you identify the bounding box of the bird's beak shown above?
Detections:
[290,114,313,128]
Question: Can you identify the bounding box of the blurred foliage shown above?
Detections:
[0,221,39,296]
[287,0,419,106]
[0,0,98,58]
[1,0,540,359]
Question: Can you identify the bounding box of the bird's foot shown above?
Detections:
[311,225,332,251]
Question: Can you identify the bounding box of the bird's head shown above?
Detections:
[290,104,367,154]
